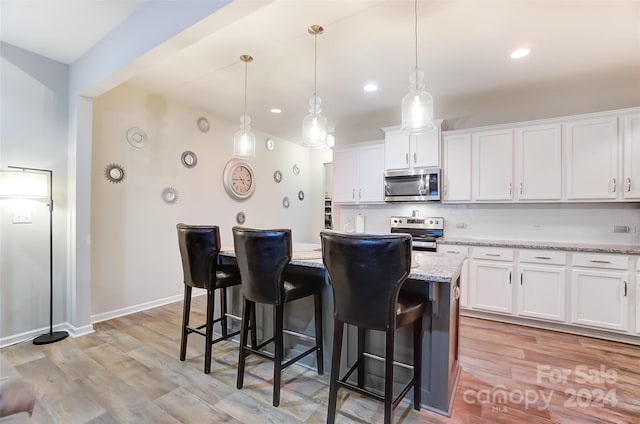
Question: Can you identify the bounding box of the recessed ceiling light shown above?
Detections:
[363,83,378,92]
[510,48,531,59]
[270,108,282,114]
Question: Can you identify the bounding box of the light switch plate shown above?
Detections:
[13,207,32,223]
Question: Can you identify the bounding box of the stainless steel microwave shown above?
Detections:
[384,167,441,202]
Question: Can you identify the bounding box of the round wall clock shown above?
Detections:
[223,159,256,201]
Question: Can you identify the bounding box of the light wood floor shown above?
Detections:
[2,297,639,423]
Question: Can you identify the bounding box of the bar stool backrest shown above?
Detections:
[232,227,292,305]
[321,230,411,331]
[176,224,221,289]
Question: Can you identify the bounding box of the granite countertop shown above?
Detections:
[220,245,465,284]
[438,237,640,255]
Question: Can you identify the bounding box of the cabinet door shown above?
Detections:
[412,128,440,168]
[470,260,513,313]
[637,272,640,334]
[571,268,629,331]
[358,144,385,202]
[515,124,562,200]
[472,129,514,201]
[442,134,472,202]
[518,265,566,322]
[623,113,640,199]
[332,148,357,203]
[384,131,410,171]
[565,117,619,200]
[439,245,469,307]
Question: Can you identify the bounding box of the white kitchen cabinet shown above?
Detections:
[438,245,469,307]
[571,253,630,332]
[517,250,567,322]
[382,124,440,171]
[472,129,514,201]
[565,117,619,200]
[623,113,640,199]
[515,124,562,200]
[332,142,384,204]
[469,248,514,314]
[442,134,472,202]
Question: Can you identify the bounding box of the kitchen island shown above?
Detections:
[219,245,464,416]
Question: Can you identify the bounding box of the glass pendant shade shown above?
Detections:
[233,114,256,157]
[401,68,434,133]
[302,95,327,148]
[233,55,256,158]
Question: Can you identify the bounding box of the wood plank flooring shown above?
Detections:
[2,297,639,423]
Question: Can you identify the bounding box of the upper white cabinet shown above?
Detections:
[564,117,619,200]
[622,113,640,199]
[332,142,385,204]
[515,124,562,200]
[382,123,441,172]
[472,129,514,201]
[442,134,472,202]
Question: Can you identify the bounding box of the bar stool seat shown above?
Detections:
[233,227,324,407]
[176,223,248,374]
[321,230,425,424]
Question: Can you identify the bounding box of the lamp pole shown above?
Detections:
[8,166,68,345]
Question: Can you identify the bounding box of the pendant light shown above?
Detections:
[401,0,434,133]
[302,25,328,149]
[233,55,256,158]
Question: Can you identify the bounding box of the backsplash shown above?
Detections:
[332,202,640,246]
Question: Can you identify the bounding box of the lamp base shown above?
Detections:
[33,331,69,345]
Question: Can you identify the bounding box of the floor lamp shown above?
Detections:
[0,166,69,345]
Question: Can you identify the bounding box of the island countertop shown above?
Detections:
[220,245,464,285]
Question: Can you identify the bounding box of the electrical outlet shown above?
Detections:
[455,222,467,229]
[612,225,631,233]
[13,207,32,223]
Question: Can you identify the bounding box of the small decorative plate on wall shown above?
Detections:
[273,170,282,183]
[181,151,197,168]
[298,190,305,201]
[292,164,300,176]
[282,196,290,208]
[104,163,126,184]
[161,187,178,204]
[265,138,275,151]
[126,127,147,148]
[236,211,246,225]
[197,117,210,133]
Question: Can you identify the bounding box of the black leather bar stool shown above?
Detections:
[177,223,246,374]
[320,230,424,424]
[232,227,324,407]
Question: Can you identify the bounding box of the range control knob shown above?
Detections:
[428,220,433,224]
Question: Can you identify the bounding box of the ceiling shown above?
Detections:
[2,1,640,145]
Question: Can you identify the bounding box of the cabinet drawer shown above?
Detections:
[572,253,629,270]
[438,245,469,256]
[519,250,566,265]
[471,247,514,261]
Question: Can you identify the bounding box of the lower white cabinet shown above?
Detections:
[469,248,514,314]
[571,267,629,332]
[637,272,640,334]
[518,264,566,322]
[438,245,469,307]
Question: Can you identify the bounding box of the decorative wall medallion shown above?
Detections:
[126,127,147,148]
[265,138,275,151]
[292,163,300,176]
[197,117,210,133]
[236,211,246,225]
[181,151,197,168]
[282,196,290,209]
[298,190,305,201]
[161,187,178,203]
[273,170,282,183]
[104,163,126,184]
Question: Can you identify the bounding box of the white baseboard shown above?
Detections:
[0,322,85,348]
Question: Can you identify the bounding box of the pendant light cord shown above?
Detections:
[243,60,248,119]
[414,0,418,90]
[314,32,318,109]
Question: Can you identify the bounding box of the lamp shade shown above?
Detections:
[0,170,49,199]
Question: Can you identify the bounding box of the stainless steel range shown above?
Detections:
[390,216,444,251]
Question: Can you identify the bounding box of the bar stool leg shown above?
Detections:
[273,304,284,407]
[204,287,215,374]
[314,292,324,375]
[383,331,395,424]
[357,327,366,388]
[327,320,344,424]
[237,298,251,389]
[413,317,423,410]
[180,285,192,361]
[250,302,258,349]
[220,287,228,338]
